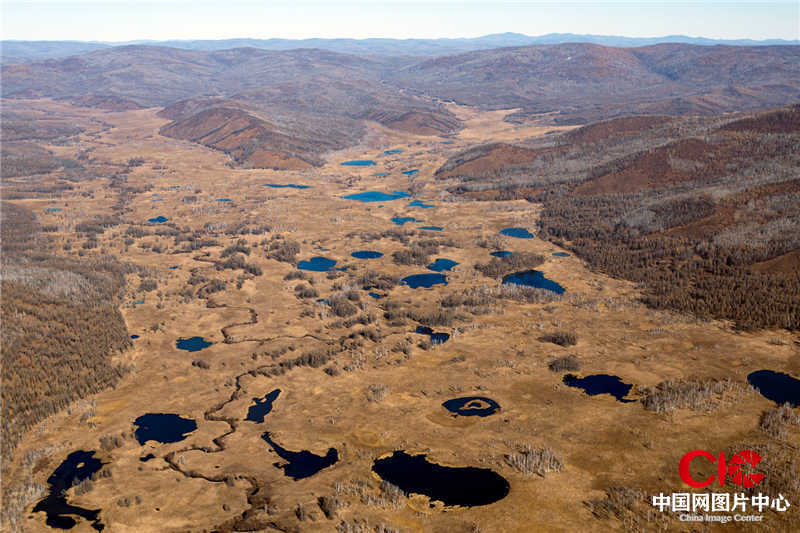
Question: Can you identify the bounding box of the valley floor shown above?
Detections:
[2,100,798,533]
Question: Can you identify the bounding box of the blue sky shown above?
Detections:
[2,1,798,41]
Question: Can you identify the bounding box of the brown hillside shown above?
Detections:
[159,106,318,169]
[70,94,144,111]
[574,138,719,195]
[435,143,551,179]
[364,109,461,135]
[750,250,800,275]
[720,103,800,133]
[564,115,672,144]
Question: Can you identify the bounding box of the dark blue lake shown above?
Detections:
[343,191,411,203]
[133,413,198,445]
[351,250,383,259]
[562,374,635,403]
[409,200,435,208]
[402,169,420,176]
[368,292,384,299]
[402,273,447,289]
[747,370,800,407]
[130,334,139,339]
[427,258,458,272]
[148,216,168,223]
[341,160,377,166]
[246,389,281,423]
[490,251,513,258]
[384,149,405,155]
[216,198,232,202]
[33,450,104,531]
[139,453,155,462]
[298,256,338,272]
[262,432,338,480]
[502,270,565,294]
[176,336,212,352]
[500,227,534,239]
[45,207,62,213]
[392,216,421,226]
[416,325,450,345]
[264,183,311,189]
[552,252,570,257]
[419,226,443,231]
[442,397,500,417]
[372,451,509,507]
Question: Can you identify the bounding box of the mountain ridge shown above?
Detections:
[3,32,799,62]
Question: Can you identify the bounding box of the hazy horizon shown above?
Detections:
[2,1,798,42]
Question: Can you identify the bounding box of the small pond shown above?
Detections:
[133,413,198,445]
[562,374,635,403]
[392,216,421,226]
[45,207,63,213]
[552,252,570,257]
[419,226,443,231]
[176,336,212,352]
[261,432,338,480]
[33,450,104,531]
[374,172,389,177]
[402,169,419,176]
[148,216,168,223]
[246,389,281,423]
[130,334,139,340]
[408,200,435,208]
[500,227,533,239]
[139,453,155,462]
[441,141,455,145]
[298,256,338,272]
[341,160,377,166]
[343,191,410,203]
[384,149,405,155]
[351,250,383,259]
[502,270,565,294]
[368,292,384,299]
[168,266,179,270]
[442,397,500,417]
[490,251,513,258]
[416,325,450,345]
[427,258,458,272]
[372,451,509,507]
[216,198,232,202]
[747,370,800,407]
[264,183,310,189]
[401,273,447,289]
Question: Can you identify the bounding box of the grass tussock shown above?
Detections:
[640,378,752,413]
[505,445,564,477]
[538,331,578,347]
[548,354,581,372]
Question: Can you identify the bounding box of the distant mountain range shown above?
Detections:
[3,40,798,169]
[3,32,799,62]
